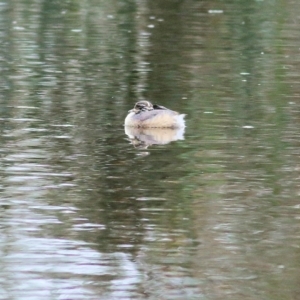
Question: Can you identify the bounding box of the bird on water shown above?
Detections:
[124,101,186,129]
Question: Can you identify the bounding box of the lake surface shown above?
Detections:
[1,0,300,299]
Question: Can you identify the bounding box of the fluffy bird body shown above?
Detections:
[124,101,185,128]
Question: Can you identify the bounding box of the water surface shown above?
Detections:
[1,0,300,299]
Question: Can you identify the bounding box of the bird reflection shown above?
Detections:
[125,126,185,149]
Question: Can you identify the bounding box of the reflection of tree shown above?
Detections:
[1,0,300,298]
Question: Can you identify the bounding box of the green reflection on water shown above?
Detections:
[0,0,300,299]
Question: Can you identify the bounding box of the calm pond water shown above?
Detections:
[1,0,300,299]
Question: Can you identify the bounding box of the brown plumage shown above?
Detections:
[124,101,186,128]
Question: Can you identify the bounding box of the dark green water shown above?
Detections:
[1,0,300,299]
